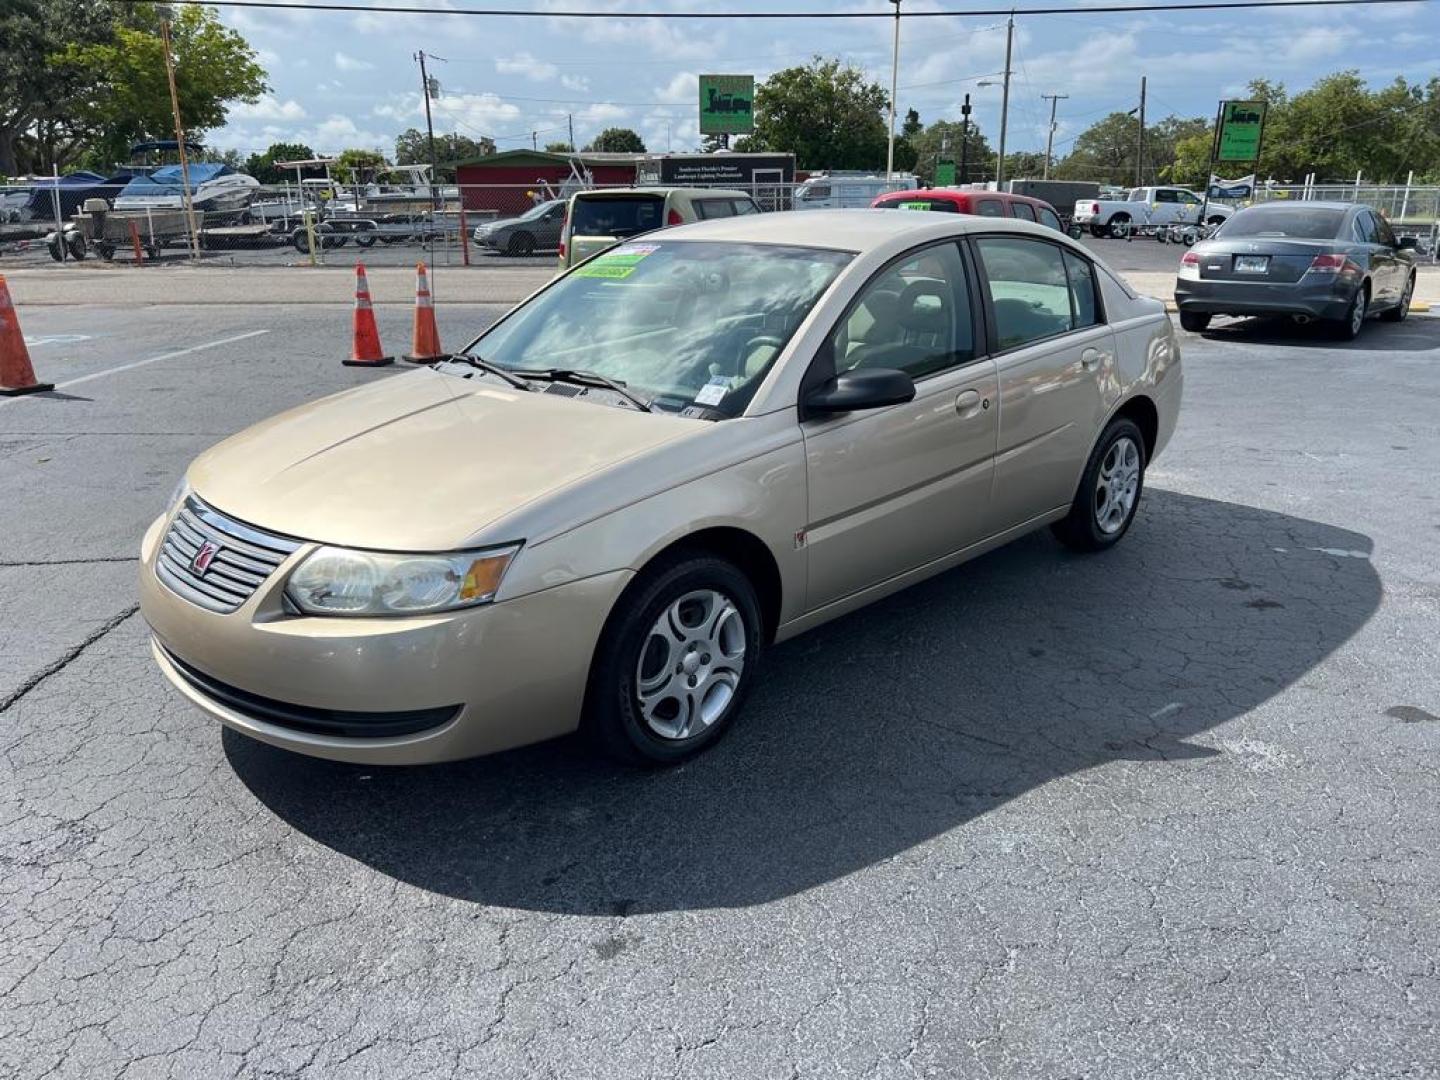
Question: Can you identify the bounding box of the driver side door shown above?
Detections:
[800,242,1000,612]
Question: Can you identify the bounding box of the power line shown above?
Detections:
[115,0,1436,19]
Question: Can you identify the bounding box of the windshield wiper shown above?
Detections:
[511,368,653,412]
[444,354,533,391]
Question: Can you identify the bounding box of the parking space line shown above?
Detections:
[0,329,270,407]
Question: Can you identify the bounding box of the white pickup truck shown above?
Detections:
[1073,186,1233,238]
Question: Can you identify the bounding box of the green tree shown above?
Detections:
[334,148,388,185]
[908,119,994,185]
[1004,150,1048,180]
[58,2,267,172]
[394,128,495,174]
[744,57,889,171]
[544,141,575,153]
[1163,132,1214,187]
[243,141,318,184]
[891,107,922,172]
[585,127,647,153]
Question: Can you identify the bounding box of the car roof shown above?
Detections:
[659,208,1064,251]
[572,187,752,200]
[878,188,1053,208]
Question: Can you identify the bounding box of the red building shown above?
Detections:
[451,150,643,217]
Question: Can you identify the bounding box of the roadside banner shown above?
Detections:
[1208,173,1256,200]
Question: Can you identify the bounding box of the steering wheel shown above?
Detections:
[738,335,786,379]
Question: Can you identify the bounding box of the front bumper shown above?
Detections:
[138,512,631,764]
[1174,276,1356,320]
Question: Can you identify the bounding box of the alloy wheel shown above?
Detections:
[1095,436,1141,535]
[635,589,747,741]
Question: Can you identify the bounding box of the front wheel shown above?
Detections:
[1380,273,1415,322]
[1178,310,1211,333]
[1052,418,1147,552]
[584,553,763,765]
[506,231,536,256]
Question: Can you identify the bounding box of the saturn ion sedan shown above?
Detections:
[140,210,1182,766]
[1174,201,1419,339]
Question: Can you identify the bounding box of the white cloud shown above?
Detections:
[541,1,720,61]
[334,51,374,72]
[231,95,308,122]
[560,74,591,93]
[496,52,558,83]
[376,91,523,138]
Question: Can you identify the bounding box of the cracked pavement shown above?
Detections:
[2,301,1438,1078]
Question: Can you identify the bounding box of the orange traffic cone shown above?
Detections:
[404,261,445,363]
[0,275,53,397]
[343,262,393,367]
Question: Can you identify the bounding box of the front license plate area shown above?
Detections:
[1235,255,1270,274]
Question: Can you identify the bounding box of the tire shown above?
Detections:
[506,231,535,257]
[1051,417,1147,552]
[1333,284,1368,341]
[1380,272,1415,323]
[291,229,313,254]
[1179,310,1211,333]
[46,235,64,262]
[584,552,764,766]
[1089,224,1106,238]
[1107,214,1131,239]
[355,231,378,248]
[65,232,86,260]
[96,242,115,262]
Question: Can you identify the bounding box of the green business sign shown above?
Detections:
[699,75,755,136]
[934,159,957,187]
[1215,100,1267,162]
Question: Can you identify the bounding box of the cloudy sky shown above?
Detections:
[211,0,1437,162]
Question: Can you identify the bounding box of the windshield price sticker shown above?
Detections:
[899,201,932,210]
[576,243,660,279]
[695,375,734,406]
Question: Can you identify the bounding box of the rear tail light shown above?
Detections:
[1091,202,1100,214]
[667,208,683,226]
[1178,250,1201,280]
[1180,251,1199,265]
[1307,253,1349,275]
[557,214,568,260]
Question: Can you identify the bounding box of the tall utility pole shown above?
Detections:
[1041,92,1068,180]
[1135,75,1147,187]
[996,13,1014,187]
[160,20,201,261]
[567,113,575,152]
[414,51,444,209]
[959,93,972,185]
[885,0,901,180]
[532,131,538,151]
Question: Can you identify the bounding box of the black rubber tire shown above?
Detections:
[1089,224,1106,238]
[291,229,313,254]
[1179,310,1211,333]
[96,243,115,262]
[583,552,764,766]
[66,233,86,261]
[507,231,536,256]
[1333,284,1368,341]
[355,232,378,248]
[1107,214,1131,239]
[1380,273,1414,322]
[1051,417,1147,553]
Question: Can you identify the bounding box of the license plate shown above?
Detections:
[1235,255,1270,274]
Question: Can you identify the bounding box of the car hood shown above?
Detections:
[187,369,695,551]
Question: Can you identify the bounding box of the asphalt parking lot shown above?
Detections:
[2,296,1438,1078]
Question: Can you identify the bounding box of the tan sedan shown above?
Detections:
[140,210,1182,765]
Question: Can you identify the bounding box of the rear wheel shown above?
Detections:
[1334,284,1368,340]
[1380,273,1415,322]
[1178,310,1211,333]
[1107,214,1132,239]
[1052,418,1147,552]
[584,553,763,765]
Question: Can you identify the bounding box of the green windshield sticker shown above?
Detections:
[899,201,932,210]
[576,242,660,279]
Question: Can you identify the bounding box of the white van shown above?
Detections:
[793,172,918,210]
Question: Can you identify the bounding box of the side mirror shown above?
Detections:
[803,367,916,418]
[1397,236,1419,251]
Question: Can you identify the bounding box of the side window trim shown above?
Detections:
[801,238,988,402]
[966,234,1108,358]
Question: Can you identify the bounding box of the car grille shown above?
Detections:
[156,497,302,614]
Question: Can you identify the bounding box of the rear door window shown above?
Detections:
[975,236,1076,350]
[974,199,1005,217]
[732,198,761,215]
[694,198,736,220]
[570,195,664,238]
[1037,206,1063,231]
[1010,201,1037,222]
[1062,250,1100,329]
[1154,189,1178,203]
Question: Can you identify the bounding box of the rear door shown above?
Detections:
[1008,200,1037,223]
[801,241,999,610]
[1357,210,1401,305]
[972,235,1115,529]
[568,193,665,264]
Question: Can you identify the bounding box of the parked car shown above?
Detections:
[139,210,1181,766]
[1073,186,1232,238]
[558,187,759,268]
[872,188,1066,232]
[794,172,917,209]
[1174,201,1419,339]
[473,198,566,256]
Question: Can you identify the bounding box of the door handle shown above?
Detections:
[955,389,982,414]
[1080,348,1104,370]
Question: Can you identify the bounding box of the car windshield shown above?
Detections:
[1218,207,1345,239]
[571,194,664,238]
[518,200,557,220]
[463,241,852,417]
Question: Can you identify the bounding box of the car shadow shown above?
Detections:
[1196,312,1439,351]
[226,491,1381,915]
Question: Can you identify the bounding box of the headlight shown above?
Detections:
[168,476,190,513]
[285,544,520,616]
